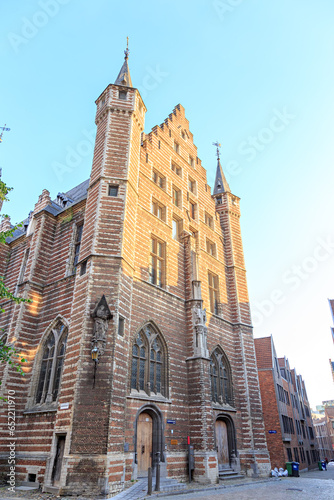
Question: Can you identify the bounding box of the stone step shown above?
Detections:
[153,478,187,493]
[219,473,245,481]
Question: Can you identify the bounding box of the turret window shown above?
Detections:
[108,185,119,197]
[119,90,127,100]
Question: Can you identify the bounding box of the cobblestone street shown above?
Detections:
[1,468,334,500]
[156,469,334,500]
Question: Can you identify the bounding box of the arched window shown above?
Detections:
[210,347,233,406]
[130,323,167,397]
[36,321,67,404]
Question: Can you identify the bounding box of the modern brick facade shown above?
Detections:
[254,336,319,471]
[0,50,271,495]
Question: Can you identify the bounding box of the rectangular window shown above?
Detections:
[208,272,219,315]
[284,390,290,405]
[152,169,165,190]
[119,90,127,100]
[80,260,87,276]
[172,186,181,208]
[158,140,161,149]
[172,217,183,241]
[173,141,179,154]
[188,176,196,195]
[205,212,213,228]
[206,238,216,257]
[108,185,119,197]
[118,316,125,336]
[171,161,182,177]
[189,156,194,167]
[73,224,83,271]
[149,237,165,288]
[294,447,299,463]
[151,199,166,222]
[287,448,293,462]
[189,201,197,220]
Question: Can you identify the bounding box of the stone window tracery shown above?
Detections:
[130,324,167,397]
[210,347,233,406]
[36,321,68,404]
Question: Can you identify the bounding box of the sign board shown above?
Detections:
[268,430,277,434]
[171,439,178,445]
[167,419,176,424]
[60,403,69,410]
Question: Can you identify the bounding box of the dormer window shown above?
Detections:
[119,90,127,100]
[56,193,73,209]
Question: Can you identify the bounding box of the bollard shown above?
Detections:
[155,451,161,491]
[147,467,152,495]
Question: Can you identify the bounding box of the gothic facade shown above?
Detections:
[0,51,271,496]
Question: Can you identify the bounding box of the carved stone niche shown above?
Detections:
[91,295,113,358]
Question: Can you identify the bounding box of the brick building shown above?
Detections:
[312,402,334,460]
[0,49,271,495]
[254,336,319,470]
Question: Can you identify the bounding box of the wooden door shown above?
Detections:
[215,420,229,469]
[137,413,153,476]
[52,436,66,485]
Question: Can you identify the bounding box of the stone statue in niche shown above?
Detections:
[91,295,112,357]
[193,305,207,326]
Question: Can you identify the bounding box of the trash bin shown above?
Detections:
[322,460,327,471]
[318,461,323,471]
[286,462,293,476]
[291,462,299,477]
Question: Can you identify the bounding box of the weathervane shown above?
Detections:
[0,124,11,144]
[212,141,221,160]
[124,36,129,60]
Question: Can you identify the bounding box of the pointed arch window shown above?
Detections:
[210,347,233,406]
[130,324,167,397]
[36,321,68,404]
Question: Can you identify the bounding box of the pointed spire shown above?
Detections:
[114,37,132,87]
[212,142,230,195]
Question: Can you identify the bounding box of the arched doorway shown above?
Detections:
[137,412,153,475]
[215,415,237,470]
[135,405,164,477]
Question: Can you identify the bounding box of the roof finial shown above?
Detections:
[124,36,129,60]
[212,141,221,160]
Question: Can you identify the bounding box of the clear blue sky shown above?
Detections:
[1,0,334,408]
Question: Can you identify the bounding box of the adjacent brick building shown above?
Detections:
[312,403,334,460]
[0,48,271,495]
[254,336,319,470]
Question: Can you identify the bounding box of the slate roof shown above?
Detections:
[114,53,132,87]
[213,158,231,196]
[6,179,89,244]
